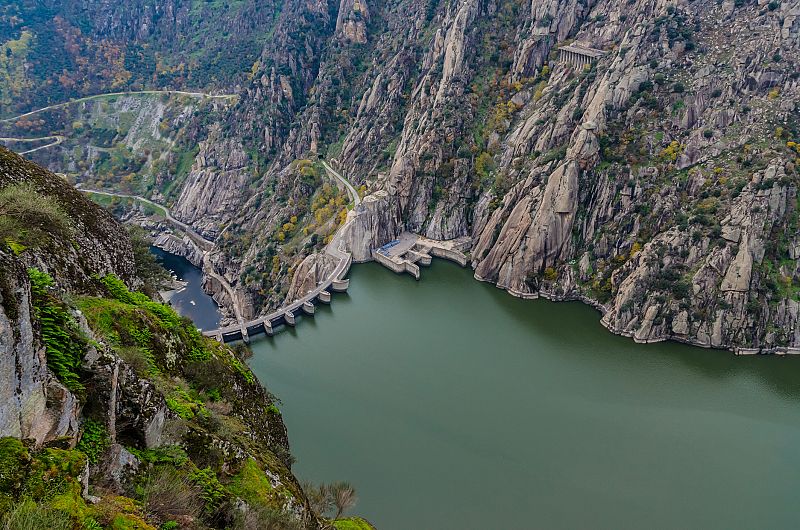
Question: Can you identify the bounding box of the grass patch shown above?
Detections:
[0,183,71,252]
[227,459,275,507]
[333,517,375,530]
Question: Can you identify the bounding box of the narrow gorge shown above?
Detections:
[1,0,800,528]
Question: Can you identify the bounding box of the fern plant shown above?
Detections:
[28,268,86,394]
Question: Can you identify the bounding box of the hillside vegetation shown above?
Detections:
[0,147,372,529]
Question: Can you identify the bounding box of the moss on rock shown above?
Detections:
[333,517,377,530]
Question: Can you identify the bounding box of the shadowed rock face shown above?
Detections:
[9,0,800,352]
[174,0,796,353]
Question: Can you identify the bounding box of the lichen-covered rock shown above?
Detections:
[0,251,80,445]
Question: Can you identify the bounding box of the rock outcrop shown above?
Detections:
[0,149,323,528]
[0,252,80,445]
[8,0,800,354]
[343,190,403,262]
[173,126,252,239]
[152,232,204,268]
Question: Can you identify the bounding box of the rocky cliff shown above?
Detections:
[163,0,799,353]
[0,147,329,528]
[5,0,800,354]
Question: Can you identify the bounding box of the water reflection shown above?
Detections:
[247,261,800,530]
[150,247,221,331]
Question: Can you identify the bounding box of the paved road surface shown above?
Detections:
[0,135,65,154]
[79,187,244,327]
[322,160,361,207]
[1,90,236,123]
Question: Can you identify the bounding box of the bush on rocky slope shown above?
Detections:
[0,149,332,529]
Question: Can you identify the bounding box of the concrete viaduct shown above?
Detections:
[201,160,361,343]
[557,44,605,69]
[203,251,353,343]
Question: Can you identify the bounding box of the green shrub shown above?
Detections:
[98,273,218,363]
[99,274,182,330]
[205,388,222,402]
[4,238,26,255]
[539,146,567,165]
[188,467,226,513]
[166,386,206,420]
[76,419,110,465]
[228,459,275,508]
[0,437,90,522]
[333,518,375,530]
[128,446,189,467]
[227,354,255,385]
[78,285,214,375]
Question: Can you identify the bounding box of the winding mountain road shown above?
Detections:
[79,159,359,337]
[1,90,237,124]
[322,160,361,207]
[78,187,213,248]
[0,135,65,154]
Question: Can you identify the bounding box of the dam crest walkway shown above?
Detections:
[201,161,360,342]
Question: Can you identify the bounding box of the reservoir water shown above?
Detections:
[159,251,800,529]
[247,261,800,530]
[150,247,221,330]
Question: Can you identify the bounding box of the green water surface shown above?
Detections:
[247,261,800,530]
